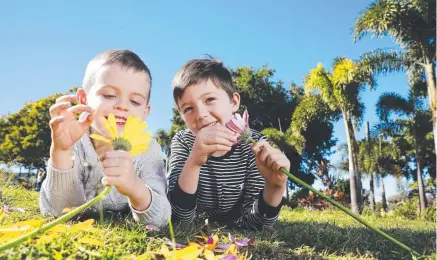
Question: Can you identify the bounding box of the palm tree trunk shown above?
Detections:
[370,172,375,211]
[343,113,360,214]
[412,127,428,212]
[381,175,387,212]
[424,62,436,154]
[353,140,363,211]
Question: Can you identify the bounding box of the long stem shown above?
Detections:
[279,167,420,256]
[247,136,419,256]
[0,186,111,253]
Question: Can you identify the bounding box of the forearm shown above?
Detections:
[128,177,152,211]
[50,144,74,170]
[177,156,202,194]
[263,182,286,207]
[39,159,86,216]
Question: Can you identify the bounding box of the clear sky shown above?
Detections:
[1,1,416,201]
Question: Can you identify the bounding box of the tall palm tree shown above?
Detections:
[155,129,172,171]
[295,57,376,214]
[357,130,404,212]
[354,0,436,151]
[376,87,432,212]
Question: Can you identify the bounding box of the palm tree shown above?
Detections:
[376,87,432,212]
[354,0,436,151]
[293,57,376,214]
[155,129,172,171]
[357,130,404,212]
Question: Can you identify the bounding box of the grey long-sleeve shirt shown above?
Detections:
[39,130,171,227]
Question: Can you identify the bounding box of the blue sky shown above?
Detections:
[1,1,415,200]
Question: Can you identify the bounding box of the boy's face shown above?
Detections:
[177,79,240,135]
[80,63,151,134]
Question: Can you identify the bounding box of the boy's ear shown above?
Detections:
[76,88,87,105]
[231,93,241,113]
[142,104,151,119]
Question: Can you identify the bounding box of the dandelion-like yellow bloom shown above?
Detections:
[90,114,152,156]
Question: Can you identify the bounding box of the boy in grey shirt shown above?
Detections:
[40,50,171,227]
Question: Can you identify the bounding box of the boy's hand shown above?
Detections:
[251,140,289,188]
[188,125,237,167]
[101,150,140,196]
[49,94,94,152]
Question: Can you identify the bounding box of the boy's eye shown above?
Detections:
[103,94,116,99]
[183,107,193,114]
[206,97,216,103]
[130,100,141,106]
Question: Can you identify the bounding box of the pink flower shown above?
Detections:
[225,110,253,143]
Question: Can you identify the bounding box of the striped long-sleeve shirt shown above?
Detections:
[167,129,283,230]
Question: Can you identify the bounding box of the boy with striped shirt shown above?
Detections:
[167,57,290,230]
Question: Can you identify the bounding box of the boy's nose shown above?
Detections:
[114,99,129,111]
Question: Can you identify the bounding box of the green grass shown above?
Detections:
[0,181,435,259]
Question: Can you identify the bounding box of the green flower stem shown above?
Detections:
[247,137,419,256]
[279,168,419,256]
[168,218,177,260]
[0,186,111,253]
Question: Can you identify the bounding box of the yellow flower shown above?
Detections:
[90,114,152,156]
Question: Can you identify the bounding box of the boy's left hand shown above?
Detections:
[251,140,289,188]
[101,150,139,196]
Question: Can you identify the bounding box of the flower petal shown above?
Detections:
[89,134,111,144]
[105,114,118,139]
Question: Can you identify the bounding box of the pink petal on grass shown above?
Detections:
[220,255,238,260]
[166,240,187,249]
[146,225,160,232]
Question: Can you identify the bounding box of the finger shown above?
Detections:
[203,135,234,147]
[251,140,269,153]
[272,158,289,171]
[102,158,120,168]
[49,102,72,118]
[204,144,232,154]
[103,167,123,177]
[204,126,238,142]
[56,95,77,104]
[49,116,65,132]
[67,104,94,115]
[267,152,284,170]
[78,111,95,130]
[266,154,276,169]
[102,150,131,160]
[102,176,118,186]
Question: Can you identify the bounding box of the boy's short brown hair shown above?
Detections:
[82,49,152,103]
[172,56,236,106]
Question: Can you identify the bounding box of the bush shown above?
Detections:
[393,198,419,219]
[423,205,436,222]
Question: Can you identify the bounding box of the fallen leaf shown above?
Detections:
[78,237,104,247]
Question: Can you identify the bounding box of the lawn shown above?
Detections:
[0,180,435,259]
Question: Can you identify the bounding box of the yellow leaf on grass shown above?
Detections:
[0,209,4,215]
[159,244,170,256]
[225,244,238,255]
[78,237,104,247]
[70,219,97,234]
[0,219,45,230]
[36,233,58,244]
[52,248,63,260]
[62,207,77,214]
[169,245,202,260]
[204,249,215,260]
[46,224,69,234]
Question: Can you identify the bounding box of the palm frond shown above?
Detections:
[358,48,405,76]
[376,92,412,121]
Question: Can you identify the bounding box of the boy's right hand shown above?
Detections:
[188,125,237,167]
[49,94,94,152]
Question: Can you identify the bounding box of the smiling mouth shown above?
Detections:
[106,116,127,126]
[200,121,218,130]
